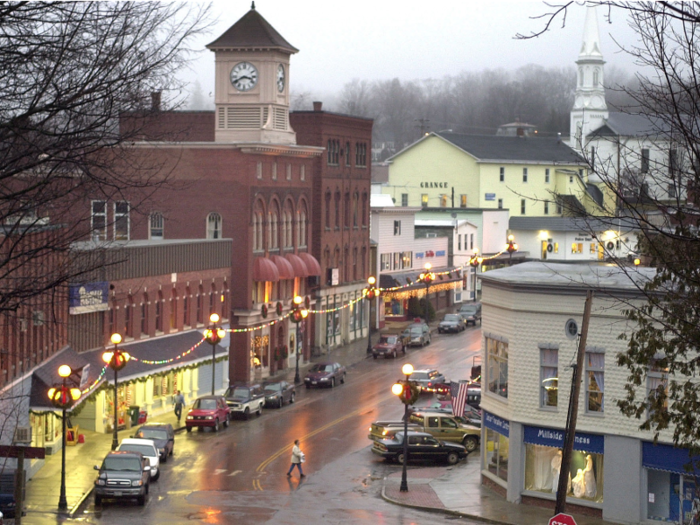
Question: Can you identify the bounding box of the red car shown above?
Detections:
[372,334,405,359]
[185,395,231,432]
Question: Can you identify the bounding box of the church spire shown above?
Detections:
[579,4,603,60]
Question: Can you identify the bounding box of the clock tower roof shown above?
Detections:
[206,4,298,54]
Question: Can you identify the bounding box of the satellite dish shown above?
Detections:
[565,319,578,340]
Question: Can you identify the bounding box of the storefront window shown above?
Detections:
[484,428,509,482]
[524,444,604,503]
[385,297,405,316]
[647,470,699,523]
[486,337,508,398]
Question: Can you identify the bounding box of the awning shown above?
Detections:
[298,252,321,276]
[285,253,308,278]
[253,257,280,282]
[380,267,463,290]
[270,254,294,280]
[643,442,700,474]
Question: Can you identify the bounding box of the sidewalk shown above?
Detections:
[381,455,619,525]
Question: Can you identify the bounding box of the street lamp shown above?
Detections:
[365,276,380,354]
[47,364,81,511]
[418,263,435,322]
[392,363,415,492]
[291,296,308,384]
[102,333,130,451]
[204,313,226,396]
[469,249,483,302]
[506,234,518,260]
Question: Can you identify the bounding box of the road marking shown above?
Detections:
[214,469,226,475]
[228,470,242,476]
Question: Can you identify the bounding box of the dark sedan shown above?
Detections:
[133,424,175,461]
[438,314,466,334]
[263,381,296,407]
[371,431,467,465]
[304,362,346,389]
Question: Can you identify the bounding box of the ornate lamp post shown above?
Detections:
[204,313,226,395]
[102,333,130,451]
[506,234,518,260]
[291,295,308,384]
[391,363,416,492]
[469,249,483,302]
[418,263,435,322]
[47,364,81,511]
[365,276,380,354]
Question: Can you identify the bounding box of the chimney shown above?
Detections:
[313,101,323,112]
[151,91,161,112]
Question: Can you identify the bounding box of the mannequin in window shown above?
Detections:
[572,468,586,498]
[583,454,596,498]
[551,450,562,493]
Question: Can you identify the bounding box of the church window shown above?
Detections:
[593,68,599,86]
[579,67,584,86]
[641,149,650,173]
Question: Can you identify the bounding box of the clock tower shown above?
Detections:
[207,3,298,144]
[570,5,609,150]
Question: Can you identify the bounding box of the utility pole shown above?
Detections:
[554,290,593,514]
[414,118,430,137]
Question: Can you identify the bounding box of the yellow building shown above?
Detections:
[383,132,608,217]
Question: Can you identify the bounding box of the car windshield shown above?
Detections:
[136,429,168,440]
[102,457,142,472]
[411,372,428,380]
[409,327,423,335]
[119,444,156,457]
[310,364,333,373]
[193,398,218,410]
[443,314,461,322]
[380,336,398,344]
[460,305,478,314]
[225,387,251,400]
[264,383,281,392]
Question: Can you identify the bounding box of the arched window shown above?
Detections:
[334,192,341,229]
[325,191,331,229]
[268,208,279,250]
[155,291,163,333]
[141,293,148,336]
[253,207,264,252]
[209,283,216,317]
[352,192,359,227]
[207,212,222,239]
[150,212,164,240]
[298,206,307,247]
[344,192,350,228]
[593,68,599,86]
[183,286,190,327]
[344,247,349,282]
[579,67,584,86]
[170,288,177,331]
[125,295,133,338]
[345,141,351,165]
[362,192,368,226]
[197,285,204,325]
[353,247,358,281]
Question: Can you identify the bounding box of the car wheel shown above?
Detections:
[95,494,102,506]
[446,451,460,465]
[341,373,346,384]
[396,452,405,464]
[463,436,478,453]
[290,392,296,403]
[278,398,283,408]
[257,403,263,416]
[162,454,167,463]
[137,494,146,506]
[393,350,397,359]
[330,378,335,388]
[213,419,219,432]
[170,446,174,456]
[373,354,377,360]
[244,407,250,420]
[153,470,160,482]
[223,417,229,428]
[186,426,192,433]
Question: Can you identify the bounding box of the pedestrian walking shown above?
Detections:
[286,439,305,478]
[173,390,185,423]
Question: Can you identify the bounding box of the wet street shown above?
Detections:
[60,326,482,524]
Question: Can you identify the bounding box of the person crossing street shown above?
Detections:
[286,439,305,478]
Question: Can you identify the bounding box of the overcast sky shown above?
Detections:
[180,0,641,107]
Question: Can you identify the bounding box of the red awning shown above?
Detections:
[252,257,280,282]
[298,252,321,276]
[285,253,309,278]
[270,254,294,280]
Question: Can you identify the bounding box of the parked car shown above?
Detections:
[372,334,405,359]
[263,380,296,408]
[94,450,151,506]
[304,362,346,389]
[0,494,15,519]
[185,395,231,432]
[438,314,466,334]
[410,368,446,393]
[371,431,467,465]
[458,303,482,326]
[413,400,482,427]
[133,424,174,462]
[405,323,431,347]
[224,383,265,419]
[117,438,160,481]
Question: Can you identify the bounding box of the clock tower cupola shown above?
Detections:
[207,3,298,144]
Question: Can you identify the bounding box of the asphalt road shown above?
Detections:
[65,325,483,525]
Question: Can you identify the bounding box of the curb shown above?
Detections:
[69,486,94,518]
[380,482,513,525]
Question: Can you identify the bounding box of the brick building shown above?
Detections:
[290,103,373,352]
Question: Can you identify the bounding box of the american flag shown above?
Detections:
[452,382,469,417]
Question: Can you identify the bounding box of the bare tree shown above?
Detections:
[338,78,373,118]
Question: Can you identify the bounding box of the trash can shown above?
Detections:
[128,406,140,426]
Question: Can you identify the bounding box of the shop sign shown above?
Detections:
[416,252,424,259]
[436,250,446,257]
[524,425,604,454]
[420,181,449,188]
[484,411,509,437]
[485,193,496,201]
[69,282,109,314]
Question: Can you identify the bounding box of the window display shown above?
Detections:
[525,444,603,503]
[484,428,509,482]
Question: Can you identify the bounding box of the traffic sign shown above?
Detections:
[549,513,577,525]
[0,445,46,459]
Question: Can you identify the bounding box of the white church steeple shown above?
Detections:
[570,6,609,149]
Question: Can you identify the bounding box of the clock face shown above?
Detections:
[277,64,285,93]
[230,62,258,92]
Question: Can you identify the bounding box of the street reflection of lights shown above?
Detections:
[203,508,222,523]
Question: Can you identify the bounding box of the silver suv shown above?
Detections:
[224,383,265,419]
[410,368,446,393]
[458,303,482,326]
[404,322,431,347]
